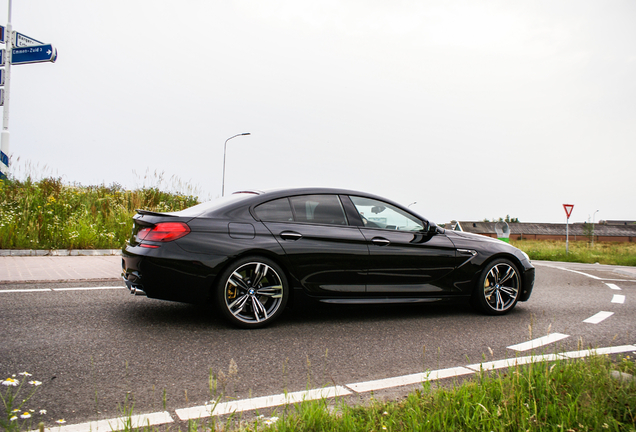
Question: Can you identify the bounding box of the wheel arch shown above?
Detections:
[209,248,297,304]
[471,252,525,293]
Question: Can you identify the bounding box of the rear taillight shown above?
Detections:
[137,222,191,244]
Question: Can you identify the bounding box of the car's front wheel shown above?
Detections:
[215,257,289,328]
[473,258,521,315]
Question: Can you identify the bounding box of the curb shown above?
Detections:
[0,249,122,257]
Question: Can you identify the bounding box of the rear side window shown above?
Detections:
[290,195,347,225]
[254,198,293,222]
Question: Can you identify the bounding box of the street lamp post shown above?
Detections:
[592,210,599,246]
[222,133,250,197]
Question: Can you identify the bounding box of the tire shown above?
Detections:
[215,256,289,328]
[473,258,521,315]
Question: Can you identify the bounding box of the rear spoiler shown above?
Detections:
[135,209,178,217]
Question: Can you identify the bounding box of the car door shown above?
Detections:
[347,196,458,294]
[254,194,369,295]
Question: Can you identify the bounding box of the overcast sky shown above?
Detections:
[3,0,634,224]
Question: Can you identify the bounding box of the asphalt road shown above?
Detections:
[1,261,635,428]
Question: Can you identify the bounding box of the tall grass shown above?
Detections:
[511,240,636,267]
[0,176,199,250]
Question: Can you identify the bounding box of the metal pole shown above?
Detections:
[222,132,250,196]
[566,216,569,255]
[591,210,599,247]
[0,0,12,180]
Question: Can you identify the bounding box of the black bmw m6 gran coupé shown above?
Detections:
[122,188,534,328]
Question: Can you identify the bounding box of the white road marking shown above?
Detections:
[53,286,125,291]
[41,345,636,432]
[0,288,52,293]
[0,286,125,293]
[554,267,601,279]
[38,411,173,432]
[534,263,635,282]
[176,386,351,421]
[466,354,562,372]
[345,367,473,393]
[559,345,636,359]
[606,283,622,290]
[583,311,614,324]
[507,333,569,351]
[611,295,626,304]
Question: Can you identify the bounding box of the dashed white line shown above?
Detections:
[583,311,614,324]
[507,333,569,351]
[606,283,622,290]
[611,295,626,304]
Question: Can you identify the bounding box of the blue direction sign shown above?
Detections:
[0,26,5,44]
[11,44,57,65]
[0,49,4,66]
[0,69,4,86]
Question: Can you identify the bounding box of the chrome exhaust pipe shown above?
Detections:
[123,275,146,296]
[129,286,147,296]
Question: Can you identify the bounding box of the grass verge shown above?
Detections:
[511,240,636,267]
[226,354,636,431]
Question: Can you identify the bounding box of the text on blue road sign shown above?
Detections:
[11,44,57,65]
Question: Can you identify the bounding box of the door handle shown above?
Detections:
[371,237,390,246]
[280,231,302,241]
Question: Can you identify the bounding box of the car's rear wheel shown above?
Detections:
[473,258,520,315]
[216,256,288,328]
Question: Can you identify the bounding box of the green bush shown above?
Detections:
[0,177,199,250]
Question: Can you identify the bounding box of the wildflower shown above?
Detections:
[264,417,279,425]
[603,424,610,429]
[56,419,66,424]
[382,426,387,430]
[10,416,18,422]
[383,411,389,416]
[18,372,32,377]
[2,377,19,386]
[20,412,32,419]
[29,380,42,386]
[39,409,47,415]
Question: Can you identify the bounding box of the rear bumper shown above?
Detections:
[121,247,221,304]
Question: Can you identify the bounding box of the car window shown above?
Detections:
[254,198,293,222]
[350,196,424,231]
[290,195,347,225]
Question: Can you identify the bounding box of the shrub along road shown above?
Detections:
[0,260,634,429]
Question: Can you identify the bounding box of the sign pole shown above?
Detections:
[563,204,574,255]
[0,0,12,180]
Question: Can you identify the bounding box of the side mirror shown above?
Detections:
[427,221,440,235]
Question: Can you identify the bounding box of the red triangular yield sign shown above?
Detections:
[563,204,574,219]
